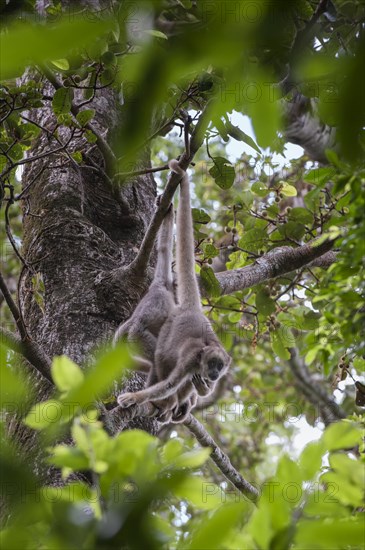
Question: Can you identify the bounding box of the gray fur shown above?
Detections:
[113,204,175,363]
[118,160,231,421]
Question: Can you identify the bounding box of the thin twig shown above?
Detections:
[0,131,76,182]
[5,199,31,269]
[0,269,27,339]
[0,327,53,385]
[16,164,47,201]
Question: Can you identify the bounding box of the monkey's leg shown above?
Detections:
[152,395,178,424]
[171,382,197,423]
[128,323,157,363]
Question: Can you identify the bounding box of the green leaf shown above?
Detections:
[304,167,336,186]
[329,453,365,486]
[278,221,306,241]
[85,129,97,143]
[299,441,325,480]
[201,243,219,258]
[353,356,365,371]
[238,228,268,253]
[288,207,313,225]
[144,30,168,40]
[112,430,158,476]
[71,151,83,164]
[225,122,261,153]
[305,345,321,365]
[200,266,221,298]
[52,87,73,115]
[271,331,290,360]
[49,444,89,470]
[325,149,343,168]
[251,181,269,197]
[65,345,133,409]
[57,113,73,126]
[51,355,84,393]
[323,421,362,451]
[192,208,211,224]
[160,439,184,463]
[50,58,69,71]
[247,71,281,148]
[24,399,63,430]
[188,503,246,549]
[209,157,235,189]
[174,477,221,510]
[76,109,95,127]
[302,310,321,330]
[174,448,211,469]
[276,455,302,487]
[295,519,364,549]
[280,182,297,197]
[228,311,241,323]
[256,288,276,316]
[0,17,112,79]
[100,51,116,66]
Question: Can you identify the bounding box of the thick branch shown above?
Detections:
[288,348,345,426]
[183,414,259,501]
[308,250,337,269]
[215,240,336,296]
[0,327,53,385]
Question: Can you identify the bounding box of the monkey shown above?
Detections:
[118,159,231,421]
[113,202,175,368]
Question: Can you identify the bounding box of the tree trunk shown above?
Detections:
[8,76,158,480]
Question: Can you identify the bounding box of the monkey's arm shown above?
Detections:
[117,347,201,408]
[117,368,189,408]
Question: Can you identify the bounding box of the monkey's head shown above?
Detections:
[199,345,231,382]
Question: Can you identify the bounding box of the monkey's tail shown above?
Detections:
[169,160,201,309]
[154,204,174,285]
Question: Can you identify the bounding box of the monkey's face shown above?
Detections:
[200,346,230,382]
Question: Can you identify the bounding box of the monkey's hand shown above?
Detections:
[117,391,145,408]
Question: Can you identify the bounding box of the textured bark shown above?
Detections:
[215,241,335,296]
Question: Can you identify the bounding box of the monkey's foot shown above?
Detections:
[172,403,190,423]
[156,409,173,424]
[117,392,139,408]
